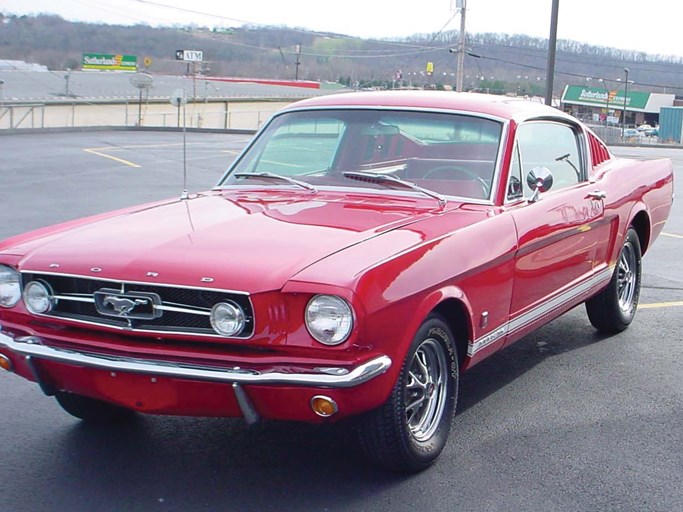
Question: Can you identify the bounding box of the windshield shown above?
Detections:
[218,109,503,201]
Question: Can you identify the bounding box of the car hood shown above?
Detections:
[9,190,441,293]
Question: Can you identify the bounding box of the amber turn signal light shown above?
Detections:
[0,354,13,372]
[310,395,338,417]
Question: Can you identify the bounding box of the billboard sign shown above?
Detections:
[175,50,203,62]
[82,53,137,71]
[562,86,650,110]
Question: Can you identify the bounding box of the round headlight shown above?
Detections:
[210,302,246,337]
[0,265,22,308]
[23,280,54,314]
[305,295,354,346]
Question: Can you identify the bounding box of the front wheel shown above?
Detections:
[585,227,642,333]
[357,315,459,473]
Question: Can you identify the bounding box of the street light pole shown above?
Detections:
[621,67,629,137]
[596,78,610,127]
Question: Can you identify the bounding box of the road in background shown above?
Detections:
[0,133,681,512]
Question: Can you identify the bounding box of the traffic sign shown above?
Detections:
[175,50,203,62]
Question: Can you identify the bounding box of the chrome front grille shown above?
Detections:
[21,272,254,338]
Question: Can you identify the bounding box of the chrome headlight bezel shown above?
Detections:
[23,280,55,314]
[305,294,354,346]
[210,301,246,337]
[0,265,22,308]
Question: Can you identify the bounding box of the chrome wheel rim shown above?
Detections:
[617,242,637,312]
[404,338,448,442]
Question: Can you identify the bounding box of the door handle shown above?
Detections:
[587,190,607,200]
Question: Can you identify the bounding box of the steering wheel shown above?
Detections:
[422,165,490,198]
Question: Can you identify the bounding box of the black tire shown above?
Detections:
[586,227,642,333]
[357,314,459,473]
[55,391,135,423]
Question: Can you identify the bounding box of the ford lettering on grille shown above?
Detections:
[94,289,162,320]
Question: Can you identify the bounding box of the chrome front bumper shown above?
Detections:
[0,331,392,388]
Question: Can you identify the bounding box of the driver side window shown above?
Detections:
[516,122,584,194]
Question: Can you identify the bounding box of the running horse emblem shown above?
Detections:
[103,296,149,316]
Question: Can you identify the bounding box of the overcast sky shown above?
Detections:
[2,0,682,58]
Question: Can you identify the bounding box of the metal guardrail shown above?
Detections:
[0,104,46,129]
[0,99,286,132]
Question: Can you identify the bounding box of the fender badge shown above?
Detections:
[201,277,214,283]
[146,272,159,277]
[49,263,60,268]
[90,267,102,273]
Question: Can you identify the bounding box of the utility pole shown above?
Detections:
[455,0,467,92]
[295,44,302,81]
[544,0,560,106]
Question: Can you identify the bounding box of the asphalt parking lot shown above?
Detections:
[0,131,681,512]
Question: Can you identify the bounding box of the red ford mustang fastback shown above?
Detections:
[0,91,674,472]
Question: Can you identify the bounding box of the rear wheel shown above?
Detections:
[586,227,642,333]
[357,315,458,473]
[55,391,135,423]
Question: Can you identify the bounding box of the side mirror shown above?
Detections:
[526,167,554,202]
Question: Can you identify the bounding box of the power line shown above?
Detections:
[134,0,456,52]
[471,53,683,91]
[189,29,452,59]
[471,39,683,73]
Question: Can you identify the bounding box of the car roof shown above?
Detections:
[285,90,576,124]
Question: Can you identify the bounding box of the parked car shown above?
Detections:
[622,128,640,139]
[0,91,674,472]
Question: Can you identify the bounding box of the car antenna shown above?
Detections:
[171,88,189,200]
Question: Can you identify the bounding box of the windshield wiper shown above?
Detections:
[233,172,317,192]
[342,171,447,208]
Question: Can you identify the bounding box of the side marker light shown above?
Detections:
[0,354,13,372]
[310,395,338,417]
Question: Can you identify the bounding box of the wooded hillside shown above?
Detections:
[1,13,681,95]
